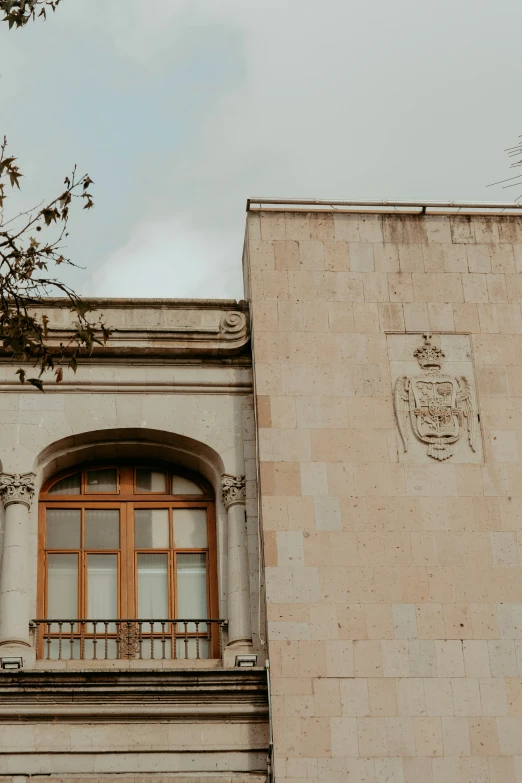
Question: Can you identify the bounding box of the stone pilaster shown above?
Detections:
[221,474,252,652]
[0,472,36,650]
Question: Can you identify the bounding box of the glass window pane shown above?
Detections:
[134,509,169,548]
[136,469,167,493]
[48,473,81,495]
[46,509,81,549]
[176,553,207,627]
[172,475,204,495]
[47,554,78,617]
[173,509,208,548]
[84,509,120,549]
[87,554,118,619]
[137,553,169,619]
[86,468,117,493]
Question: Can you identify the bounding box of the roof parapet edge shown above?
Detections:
[27,298,248,310]
[246,197,522,216]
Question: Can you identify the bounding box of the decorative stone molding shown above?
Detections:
[0,301,250,362]
[219,311,248,337]
[0,668,268,721]
[221,474,246,509]
[0,473,36,509]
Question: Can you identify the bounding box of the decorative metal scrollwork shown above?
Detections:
[117,621,140,659]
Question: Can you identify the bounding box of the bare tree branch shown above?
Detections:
[0,137,109,390]
[488,135,522,200]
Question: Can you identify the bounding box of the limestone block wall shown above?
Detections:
[245,209,522,783]
[0,721,268,778]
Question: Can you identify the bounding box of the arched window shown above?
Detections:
[37,464,219,660]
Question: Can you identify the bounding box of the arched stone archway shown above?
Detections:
[0,428,253,661]
[36,427,228,499]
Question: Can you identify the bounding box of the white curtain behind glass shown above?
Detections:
[87,554,118,618]
[177,554,207,621]
[47,554,78,617]
[137,554,168,619]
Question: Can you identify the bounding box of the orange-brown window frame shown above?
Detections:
[38,464,219,657]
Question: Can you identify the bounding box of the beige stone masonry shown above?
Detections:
[245,209,522,782]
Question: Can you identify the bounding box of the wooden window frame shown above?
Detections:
[38,463,219,658]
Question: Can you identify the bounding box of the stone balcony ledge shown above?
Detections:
[0,667,268,722]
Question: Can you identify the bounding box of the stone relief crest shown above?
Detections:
[393,334,476,461]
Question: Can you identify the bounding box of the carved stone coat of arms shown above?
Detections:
[394,334,476,461]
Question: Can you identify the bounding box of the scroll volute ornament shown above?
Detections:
[221,474,246,509]
[0,472,36,508]
[219,311,248,339]
[216,311,249,357]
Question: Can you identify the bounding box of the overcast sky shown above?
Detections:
[1,0,521,300]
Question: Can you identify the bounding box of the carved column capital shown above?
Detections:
[0,473,36,509]
[221,474,246,509]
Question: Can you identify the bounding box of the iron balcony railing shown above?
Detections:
[31,619,226,661]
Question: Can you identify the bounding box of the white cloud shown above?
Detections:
[89,217,242,300]
[2,0,522,300]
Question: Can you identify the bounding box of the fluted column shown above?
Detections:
[0,473,35,648]
[222,474,252,648]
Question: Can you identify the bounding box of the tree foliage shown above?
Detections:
[0,0,62,28]
[0,0,110,389]
[0,139,109,390]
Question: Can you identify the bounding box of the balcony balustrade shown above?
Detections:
[31,618,226,661]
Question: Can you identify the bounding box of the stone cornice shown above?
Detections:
[31,298,244,308]
[0,668,268,722]
[1,301,250,360]
[0,364,252,394]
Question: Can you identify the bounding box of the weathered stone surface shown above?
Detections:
[18,298,251,358]
[245,207,522,781]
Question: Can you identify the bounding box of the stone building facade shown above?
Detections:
[0,300,268,782]
[1,203,522,783]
